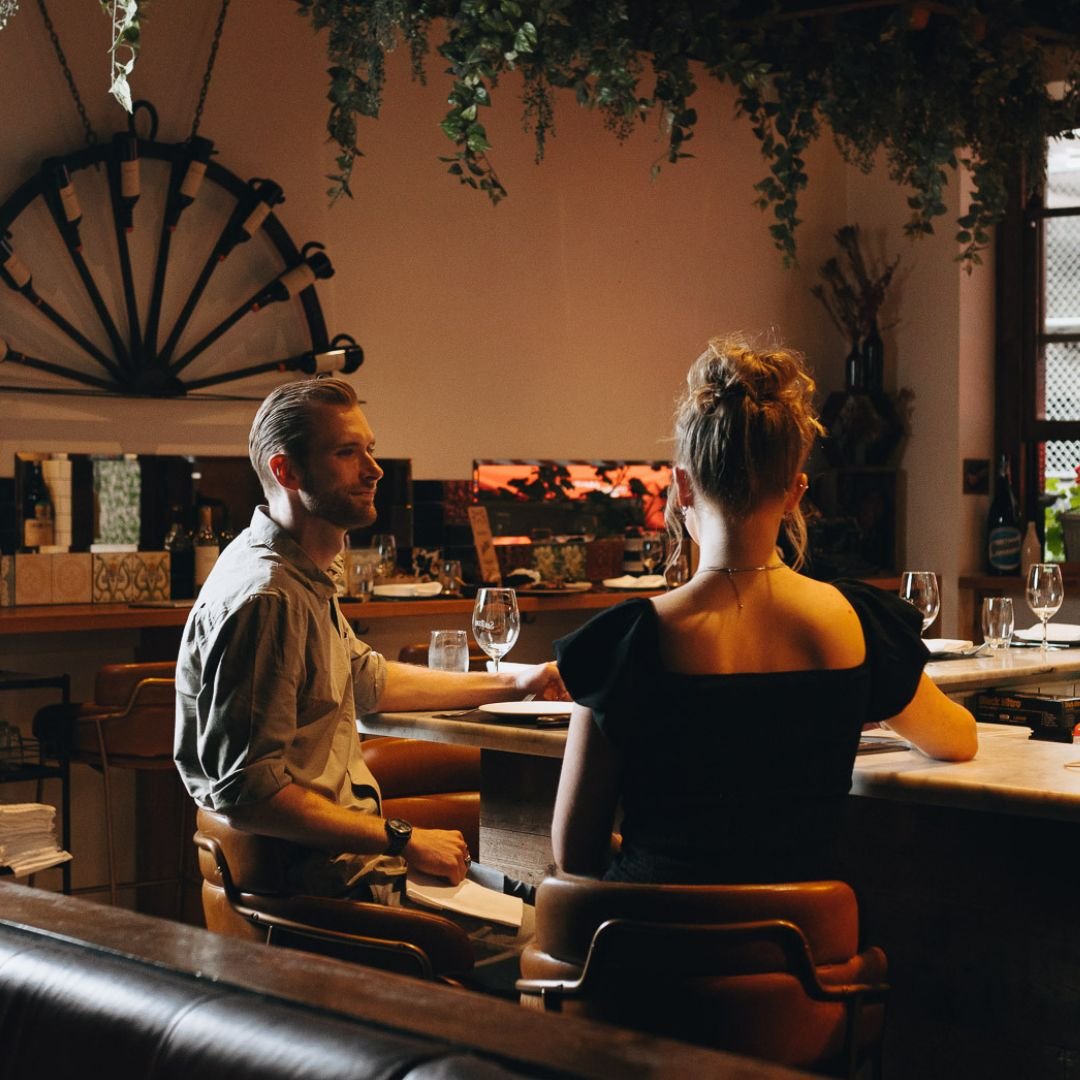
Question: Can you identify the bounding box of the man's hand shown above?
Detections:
[513,661,569,702]
[405,826,470,884]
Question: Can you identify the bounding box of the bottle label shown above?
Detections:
[988,526,1022,571]
[195,545,219,586]
[24,517,54,549]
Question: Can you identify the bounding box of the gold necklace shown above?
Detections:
[697,562,784,610]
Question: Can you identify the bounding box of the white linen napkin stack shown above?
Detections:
[0,803,72,878]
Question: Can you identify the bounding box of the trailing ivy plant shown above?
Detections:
[294,0,1078,269]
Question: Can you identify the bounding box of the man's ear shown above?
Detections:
[268,452,302,492]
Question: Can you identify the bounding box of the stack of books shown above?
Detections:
[0,803,71,878]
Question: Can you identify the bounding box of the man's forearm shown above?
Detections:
[225,783,389,853]
[372,661,521,712]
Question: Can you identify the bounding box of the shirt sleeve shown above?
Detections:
[180,592,303,809]
[349,627,388,714]
[833,579,930,721]
[553,598,657,746]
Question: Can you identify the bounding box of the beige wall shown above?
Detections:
[0,4,993,610]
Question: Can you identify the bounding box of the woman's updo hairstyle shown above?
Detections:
[667,334,824,568]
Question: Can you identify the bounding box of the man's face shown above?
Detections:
[295,403,383,529]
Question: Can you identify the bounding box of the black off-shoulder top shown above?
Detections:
[553,580,929,884]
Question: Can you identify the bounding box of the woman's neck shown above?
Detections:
[692,503,785,570]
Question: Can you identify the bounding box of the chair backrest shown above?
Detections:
[73,662,178,761]
[520,875,887,1075]
[193,808,475,979]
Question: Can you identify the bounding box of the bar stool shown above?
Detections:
[34,661,184,914]
[517,875,889,1079]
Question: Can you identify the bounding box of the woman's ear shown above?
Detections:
[673,466,694,510]
[784,472,809,513]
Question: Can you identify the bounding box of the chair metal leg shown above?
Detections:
[92,718,119,907]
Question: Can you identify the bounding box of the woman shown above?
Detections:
[552,335,977,883]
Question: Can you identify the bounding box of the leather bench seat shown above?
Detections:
[0,884,784,1080]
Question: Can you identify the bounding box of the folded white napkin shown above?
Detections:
[602,574,666,589]
[924,638,974,655]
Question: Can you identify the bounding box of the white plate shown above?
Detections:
[1016,623,1080,644]
[478,701,575,718]
[601,575,667,591]
[372,582,443,599]
[519,582,593,595]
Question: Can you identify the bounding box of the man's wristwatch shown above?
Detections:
[384,817,413,856]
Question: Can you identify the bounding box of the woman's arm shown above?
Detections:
[552,704,623,876]
[881,672,979,761]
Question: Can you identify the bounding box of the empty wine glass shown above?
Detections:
[640,533,664,576]
[1026,563,1064,652]
[471,587,520,673]
[899,571,941,636]
[371,533,397,583]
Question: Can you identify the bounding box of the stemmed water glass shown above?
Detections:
[471,588,520,673]
[371,533,397,582]
[1025,563,1064,652]
[899,571,941,636]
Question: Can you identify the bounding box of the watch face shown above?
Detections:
[387,818,411,839]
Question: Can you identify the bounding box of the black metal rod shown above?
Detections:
[143,156,182,359]
[6,348,114,390]
[157,244,221,367]
[107,156,143,368]
[167,286,268,376]
[182,351,307,392]
[66,246,130,369]
[21,288,125,380]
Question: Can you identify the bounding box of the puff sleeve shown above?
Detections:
[553,598,658,746]
[833,579,930,721]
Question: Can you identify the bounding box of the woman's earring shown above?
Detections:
[676,505,688,520]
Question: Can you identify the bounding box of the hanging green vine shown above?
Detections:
[288,2,1078,269]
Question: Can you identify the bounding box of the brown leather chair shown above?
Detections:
[34,661,184,912]
[362,735,479,855]
[517,875,888,1079]
[194,808,474,982]
[398,641,490,672]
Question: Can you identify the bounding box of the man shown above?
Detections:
[174,377,562,907]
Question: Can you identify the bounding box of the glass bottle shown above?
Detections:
[164,505,194,600]
[194,505,219,592]
[862,319,884,397]
[845,339,864,393]
[22,461,54,551]
[987,455,1021,575]
[1020,522,1042,581]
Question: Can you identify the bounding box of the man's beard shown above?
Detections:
[299,482,377,531]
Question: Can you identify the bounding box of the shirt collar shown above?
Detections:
[248,506,338,599]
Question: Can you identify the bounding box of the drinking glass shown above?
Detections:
[345,552,375,602]
[640,533,665,576]
[981,596,1014,651]
[371,533,397,582]
[1026,563,1064,652]
[471,587,520,673]
[428,630,470,672]
[899,571,940,635]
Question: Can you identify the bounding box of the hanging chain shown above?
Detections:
[190,0,230,141]
[36,0,97,147]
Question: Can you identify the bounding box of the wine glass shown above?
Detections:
[471,588,520,673]
[640,533,664,576]
[899,571,941,636]
[1026,563,1064,652]
[371,533,397,583]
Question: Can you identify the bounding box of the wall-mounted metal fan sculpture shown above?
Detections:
[0,98,362,399]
